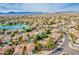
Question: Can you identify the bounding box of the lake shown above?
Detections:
[0,23,29,30]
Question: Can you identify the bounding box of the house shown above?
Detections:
[3,35,12,42]
[0,45,12,55]
[73,31,79,39]
[13,44,24,55]
[25,43,35,55]
[39,40,47,49]
[51,32,61,42]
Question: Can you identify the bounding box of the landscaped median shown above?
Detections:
[68,42,79,50]
[68,34,79,51]
[34,37,65,55]
[68,41,79,51]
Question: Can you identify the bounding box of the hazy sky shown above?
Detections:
[0,3,79,12]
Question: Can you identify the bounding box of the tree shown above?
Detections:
[45,29,51,34]
[36,41,42,51]
[33,34,42,41]
[41,32,48,38]
[46,38,55,50]
[68,32,77,43]
[26,28,32,32]
[60,31,64,38]
[19,36,24,44]
[4,48,14,55]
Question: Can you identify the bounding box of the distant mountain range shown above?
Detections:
[0,11,79,14]
[54,11,79,13]
[0,12,47,14]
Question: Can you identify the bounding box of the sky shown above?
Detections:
[0,3,79,12]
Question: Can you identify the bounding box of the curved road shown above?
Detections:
[51,33,79,55]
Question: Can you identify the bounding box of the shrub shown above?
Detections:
[46,38,55,50]
[33,34,42,41]
[26,28,33,32]
[41,32,48,38]
[12,40,17,46]
[32,32,48,42]
[19,36,24,44]
[60,31,64,38]
[11,32,15,37]
[68,32,77,43]
[4,48,14,55]
[36,41,42,51]
[45,29,51,34]
[0,44,4,48]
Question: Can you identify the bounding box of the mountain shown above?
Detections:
[0,12,46,14]
[0,11,79,15]
[54,11,79,13]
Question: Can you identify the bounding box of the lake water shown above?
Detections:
[0,23,29,30]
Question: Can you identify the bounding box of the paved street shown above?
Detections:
[50,33,79,55]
